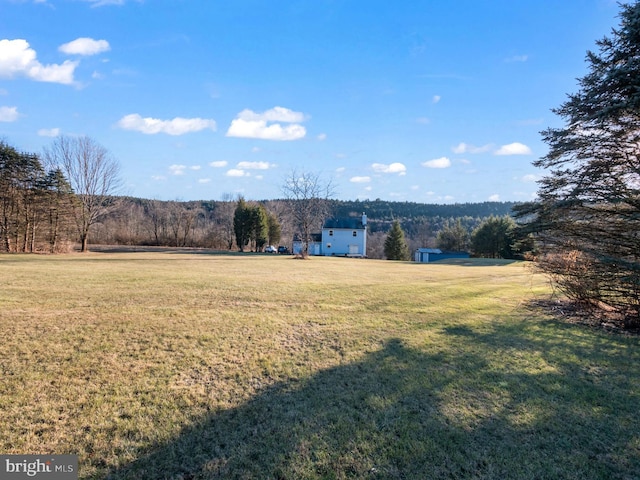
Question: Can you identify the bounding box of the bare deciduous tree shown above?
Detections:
[281,169,334,256]
[44,136,122,252]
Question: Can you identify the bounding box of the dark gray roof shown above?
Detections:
[323,217,365,229]
[293,233,322,242]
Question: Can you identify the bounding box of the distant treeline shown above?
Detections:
[89,197,519,256]
[329,199,516,223]
[327,199,517,232]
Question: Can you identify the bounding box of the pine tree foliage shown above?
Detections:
[266,211,281,247]
[471,215,517,259]
[233,198,252,251]
[249,205,269,252]
[384,220,410,261]
[0,142,76,252]
[234,199,270,252]
[436,218,470,252]
[517,2,640,324]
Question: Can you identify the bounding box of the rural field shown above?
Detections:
[0,252,639,479]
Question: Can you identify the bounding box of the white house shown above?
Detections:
[321,213,367,257]
[292,213,367,257]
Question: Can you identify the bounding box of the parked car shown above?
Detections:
[277,246,290,254]
[264,245,277,253]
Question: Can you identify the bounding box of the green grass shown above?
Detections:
[0,252,638,479]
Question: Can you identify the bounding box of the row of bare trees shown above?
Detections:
[91,199,237,249]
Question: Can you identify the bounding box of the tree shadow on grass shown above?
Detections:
[105,334,639,480]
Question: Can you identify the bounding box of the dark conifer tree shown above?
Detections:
[384,220,410,261]
[516,2,640,323]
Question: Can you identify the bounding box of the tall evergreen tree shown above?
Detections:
[471,215,516,259]
[436,218,470,252]
[384,220,410,261]
[40,168,75,253]
[517,2,640,323]
[266,211,281,247]
[249,205,268,252]
[0,142,46,252]
[233,197,251,251]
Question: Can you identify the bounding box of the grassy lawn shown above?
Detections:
[0,252,638,479]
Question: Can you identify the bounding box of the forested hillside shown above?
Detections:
[329,199,516,226]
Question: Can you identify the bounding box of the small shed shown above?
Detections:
[415,248,470,263]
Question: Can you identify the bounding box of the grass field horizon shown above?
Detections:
[1,252,639,479]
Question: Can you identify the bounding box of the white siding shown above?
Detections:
[321,228,366,256]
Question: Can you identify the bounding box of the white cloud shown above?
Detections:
[350,176,371,183]
[521,174,539,182]
[226,169,248,177]
[117,114,217,135]
[190,165,201,171]
[505,54,528,62]
[198,178,211,184]
[38,127,61,137]
[421,157,451,169]
[416,117,430,124]
[371,162,407,175]
[209,160,228,168]
[169,164,187,175]
[452,142,492,154]
[227,119,305,141]
[59,38,110,56]
[494,142,532,155]
[0,39,78,85]
[488,194,501,201]
[432,95,441,104]
[317,133,327,141]
[226,106,307,141]
[0,106,18,122]
[238,106,306,123]
[236,161,273,170]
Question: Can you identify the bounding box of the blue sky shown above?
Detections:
[0,0,620,203]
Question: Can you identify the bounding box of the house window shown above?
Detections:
[329,230,334,236]
[353,231,357,237]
